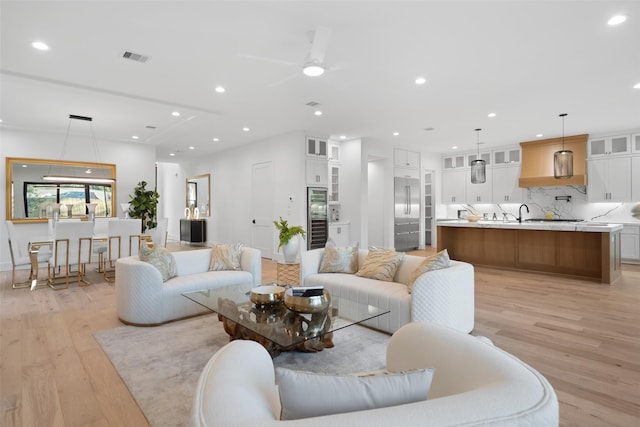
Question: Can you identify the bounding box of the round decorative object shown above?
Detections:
[282,238,299,262]
[250,285,285,306]
[283,287,330,314]
[467,215,482,222]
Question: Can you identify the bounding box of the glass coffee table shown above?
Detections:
[183,283,389,357]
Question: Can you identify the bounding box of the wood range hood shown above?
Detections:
[519,134,588,187]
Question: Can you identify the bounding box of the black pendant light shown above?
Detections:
[554,113,573,179]
[470,128,486,184]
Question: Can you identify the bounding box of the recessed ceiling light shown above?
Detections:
[131,135,139,140]
[634,82,640,89]
[0,119,3,123]
[487,112,497,118]
[608,15,627,26]
[32,41,49,51]
[303,63,325,77]
[393,132,400,136]
[215,86,226,93]
[169,153,175,156]
[415,77,427,85]
[452,146,458,150]
[536,133,544,138]
[172,111,180,117]
[189,146,195,150]
[314,110,323,116]
[242,127,250,132]
[213,137,220,142]
[339,135,346,140]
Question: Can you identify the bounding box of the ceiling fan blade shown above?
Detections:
[308,26,332,63]
[237,53,298,67]
[268,72,300,88]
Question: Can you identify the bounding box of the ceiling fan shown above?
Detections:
[239,26,336,87]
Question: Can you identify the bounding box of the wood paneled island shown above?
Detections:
[437,220,623,284]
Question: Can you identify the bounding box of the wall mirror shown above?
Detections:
[6,157,117,223]
[186,173,211,217]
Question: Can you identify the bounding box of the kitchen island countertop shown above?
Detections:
[436,219,622,233]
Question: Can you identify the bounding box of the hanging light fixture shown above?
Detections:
[470,128,486,184]
[43,114,116,184]
[554,113,573,179]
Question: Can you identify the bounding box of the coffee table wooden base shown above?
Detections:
[219,314,334,358]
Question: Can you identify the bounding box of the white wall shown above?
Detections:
[1,127,156,271]
[367,159,385,247]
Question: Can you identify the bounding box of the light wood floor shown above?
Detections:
[1,245,639,426]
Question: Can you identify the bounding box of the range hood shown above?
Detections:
[519,134,588,187]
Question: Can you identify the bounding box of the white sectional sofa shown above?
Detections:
[301,248,474,334]
[190,322,559,426]
[115,247,261,325]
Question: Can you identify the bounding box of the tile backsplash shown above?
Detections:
[444,186,640,224]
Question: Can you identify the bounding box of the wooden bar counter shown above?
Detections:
[437,220,623,284]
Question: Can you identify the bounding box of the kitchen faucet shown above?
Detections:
[517,204,529,223]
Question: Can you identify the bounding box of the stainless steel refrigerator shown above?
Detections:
[394,177,420,251]
[307,187,328,250]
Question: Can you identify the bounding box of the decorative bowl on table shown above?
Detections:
[250,285,285,306]
[467,215,482,222]
[283,287,330,314]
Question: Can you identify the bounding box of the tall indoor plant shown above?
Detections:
[129,181,160,233]
[273,216,306,262]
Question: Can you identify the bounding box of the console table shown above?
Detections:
[180,219,207,243]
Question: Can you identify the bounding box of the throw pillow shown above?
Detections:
[355,248,404,282]
[318,240,359,274]
[138,245,177,282]
[276,367,434,420]
[407,249,451,292]
[209,243,244,271]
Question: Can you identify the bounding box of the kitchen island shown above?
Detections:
[437,220,623,284]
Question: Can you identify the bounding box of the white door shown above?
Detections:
[252,161,274,259]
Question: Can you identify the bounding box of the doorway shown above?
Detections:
[252,161,274,259]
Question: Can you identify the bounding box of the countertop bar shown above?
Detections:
[436,219,622,233]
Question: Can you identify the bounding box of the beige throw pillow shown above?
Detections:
[355,248,404,282]
[209,243,243,271]
[407,249,451,292]
[276,367,434,420]
[318,240,359,274]
[138,245,178,282]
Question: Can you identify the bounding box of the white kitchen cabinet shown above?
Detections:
[394,166,419,179]
[329,223,351,247]
[441,170,466,204]
[633,156,640,202]
[621,225,640,263]
[306,136,328,158]
[465,169,493,203]
[328,143,341,162]
[306,158,328,186]
[467,152,491,166]
[633,133,640,153]
[493,148,521,165]
[587,157,632,202]
[394,148,420,168]
[588,135,630,157]
[442,154,466,169]
[492,165,524,203]
[329,164,340,203]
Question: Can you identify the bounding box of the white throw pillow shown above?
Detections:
[275,367,434,420]
[318,239,359,274]
[138,245,177,282]
[209,242,243,271]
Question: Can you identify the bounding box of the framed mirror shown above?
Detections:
[186,173,210,217]
[6,157,117,223]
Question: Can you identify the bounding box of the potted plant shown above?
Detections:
[273,216,306,262]
[129,181,160,233]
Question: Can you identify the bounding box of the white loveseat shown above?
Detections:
[190,322,559,426]
[300,248,474,334]
[115,247,261,325]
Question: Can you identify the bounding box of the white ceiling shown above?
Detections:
[2,1,639,162]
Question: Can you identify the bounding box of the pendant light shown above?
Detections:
[554,113,573,179]
[470,128,486,184]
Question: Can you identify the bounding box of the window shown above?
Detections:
[24,182,113,218]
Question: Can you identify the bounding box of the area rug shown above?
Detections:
[95,314,391,427]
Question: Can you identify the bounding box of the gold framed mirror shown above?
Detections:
[6,157,117,223]
[186,173,211,217]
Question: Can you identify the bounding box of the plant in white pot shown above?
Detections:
[273,216,306,262]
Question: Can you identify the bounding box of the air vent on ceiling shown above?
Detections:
[122,51,149,63]
[305,101,320,107]
[145,125,157,129]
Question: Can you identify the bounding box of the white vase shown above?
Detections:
[282,237,299,262]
